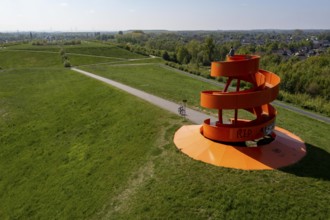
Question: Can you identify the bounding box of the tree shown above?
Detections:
[186,40,200,63]
[266,42,279,54]
[204,36,215,62]
[162,51,170,61]
[197,50,211,66]
[306,82,321,97]
[176,46,190,64]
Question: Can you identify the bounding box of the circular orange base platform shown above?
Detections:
[174,125,306,170]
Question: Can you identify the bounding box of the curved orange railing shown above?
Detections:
[200,55,280,142]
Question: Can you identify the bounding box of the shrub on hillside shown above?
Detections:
[63,60,71,68]
[59,48,66,56]
[278,91,330,116]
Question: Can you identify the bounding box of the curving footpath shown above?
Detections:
[71,67,217,124]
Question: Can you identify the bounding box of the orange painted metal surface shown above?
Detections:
[173,54,306,170]
[201,55,280,142]
[174,125,306,170]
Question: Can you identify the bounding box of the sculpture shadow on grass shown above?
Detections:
[280,143,330,181]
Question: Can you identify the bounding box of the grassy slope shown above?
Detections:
[80,62,330,219]
[1,47,329,219]
[68,54,120,66]
[113,148,330,219]
[79,62,330,150]
[0,45,148,68]
[81,64,220,110]
[4,41,146,59]
[80,64,330,146]
[3,41,108,52]
[66,46,150,66]
[0,50,62,68]
[66,46,146,59]
[2,41,148,68]
[0,68,182,219]
[3,43,61,52]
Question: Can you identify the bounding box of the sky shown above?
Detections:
[1,0,330,32]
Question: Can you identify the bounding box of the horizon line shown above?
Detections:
[1,28,330,33]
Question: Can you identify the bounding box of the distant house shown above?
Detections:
[313,40,321,49]
[313,39,330,49]
[321,40,330,47]
[307,50,316,57]
[45,35,54,42]
[241,39,251,45]
[282,50,291,56]
[294,51,305,57]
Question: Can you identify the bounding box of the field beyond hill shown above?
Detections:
[0,43,329,219]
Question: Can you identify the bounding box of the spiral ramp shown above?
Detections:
[174,55,306,170]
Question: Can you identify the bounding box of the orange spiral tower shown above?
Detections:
[174,55,306,170]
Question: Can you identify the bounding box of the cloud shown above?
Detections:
[60,2,68,7]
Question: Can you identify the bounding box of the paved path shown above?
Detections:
[71,67,217,124]
[271,100,330,123]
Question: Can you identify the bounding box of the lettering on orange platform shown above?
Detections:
[237,128,252,139]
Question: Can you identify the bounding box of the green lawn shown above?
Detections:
[68,54,121,66]
[81,63,330,220]
[4,41,146,59]
[66,46,146,59]
[2,42,150,68]
[0,48,329,219]
[81,64,221,110]
[0,50,119,69]
[67,54,159,67]
[3,43,61,52]
[3,41,109,52]
[80,63,330,146]
[0,50,62,68]
[0,68,182,219]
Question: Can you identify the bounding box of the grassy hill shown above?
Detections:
[1,41,149,68]
[0,44,329,219]
[80,63,330,147]
[0,68,182,219]
[3,41,146,59]
[66,46,146,59]
[0,50,61,68]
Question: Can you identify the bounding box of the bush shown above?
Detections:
[278,91,330,116]
[61,54,68,62]
[63,60,71,68]
[162,51,170,61]
[59,48,66,56]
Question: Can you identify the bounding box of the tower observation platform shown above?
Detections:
[174,55,306,170]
